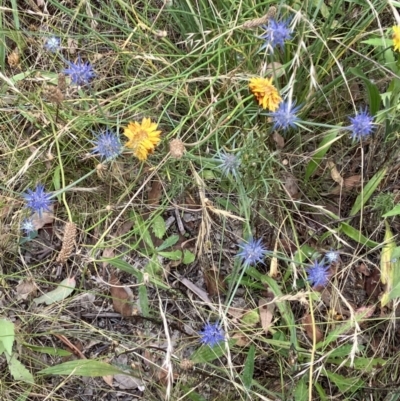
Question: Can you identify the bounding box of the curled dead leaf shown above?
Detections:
[110,274,134,317]
[203,266,226,296]
[327,161,343,185]
[330,175,361,195]
[272,132,285,149]
[282,173,299,199]
[16,278,38,301]
[259,298,275,334]
[302,313,323,343]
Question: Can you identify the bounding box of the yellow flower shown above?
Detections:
[393,26,400,52]
[249,77,282,111]
[123,118,161,161]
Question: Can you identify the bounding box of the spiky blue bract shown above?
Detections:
[23,184,52,217]
[269,101,301,131]
[347,108,375,141]
[21,218,36,235]
[45,37,60,52]
[237,238,268,267]
[325,250,339,263]
[215,151,241,177]
[306,260,330,288]
[63,56,95,86]
[199,322,225,347]
[92,130,123,161]
[260,18,293,51]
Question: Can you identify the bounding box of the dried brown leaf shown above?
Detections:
[148,179,163,205]
[67,38,78,54]
[102,248,115,269]
[31,205,54,230]
[327,161,343,185]
[259,298,275,334]
[110,274,134,317]
[203,266,226,296]
[102,375,113,387]
[231,332,250,347]
[272,132,285,149]
[356,262,370,276]
[330,174,362,195]
[283,173,299,198]
[302,313,323,343]
[15,278,38,301]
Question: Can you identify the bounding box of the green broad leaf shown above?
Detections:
[201,169,216,180]
[328,356,387,372]
[23,344,72,357]
[38,360,126,377]
[294,377,308,401]
[383,204,400,217]
[157,234,179,251]
[158,250,182,261]
[33,277,76,305]
[314,382,328,401]
[151,215,166,239]
[107,258,170,290]
[138,285,149,317]
[324,370,364,394]
[349,67,381,116]
[130,212,153,250]
[241,310,260,326]
[242,344,255,389]
[182,250,196,265]
[0,319,15,355]
[305,130,340,181]
[8,355,34,384]
[191,340,236,364]
[361,38,393,47]
[0,341,5,355]
[339,223,379,248]
[350,167,387,216]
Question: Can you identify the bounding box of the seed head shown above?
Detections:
[169,138,186,159]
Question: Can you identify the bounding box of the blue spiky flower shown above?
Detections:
[63,56,95,86]
[215,150,241,177]
[260,17,293,51]
[269,100,301,131]
[237,237,268,267]
[347,108,375,141]
[325,250,339,264]
[45,37,61,53]
[306,260,330,288]
[92,130,123,161]
[21,218,36,235]
[23,184,52,217]
[199,322,225,347]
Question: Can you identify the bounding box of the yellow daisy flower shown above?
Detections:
[249,77,282,111]
[123,118,161,161]
[393,26,400,52]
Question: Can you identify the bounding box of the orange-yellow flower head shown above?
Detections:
[393,26,400,52]
[123,118,161,161]
[249,77,282,111]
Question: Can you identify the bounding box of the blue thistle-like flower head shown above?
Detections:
[199,322,225,347]
[325,250,339,264]
[260,18,293,51]
[45,37,61,53]
[215,150,241,177]
[63,56,95,86]
[306,260,330,288]
[347,108,375,141]
[92,130,123,161]
[237,237,268,267]
[21,218,36,235]
[269,100,301,131]
[23,184,52,217]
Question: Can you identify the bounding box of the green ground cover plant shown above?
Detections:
[2,0,400,400]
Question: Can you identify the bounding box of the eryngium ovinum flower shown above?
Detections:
[92,130,123,161]
[215,150,241,177]
[23,184,52,217]
[199,322,225,347]
[45,36,61,52]
[306,260,330,288]
[21,218,36,235]
[347,108,375,141]
[268,100,301,131]
[237,238,268,267]
[260,17,292,52]
[325,250,339,264]
[63,56,95,86]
